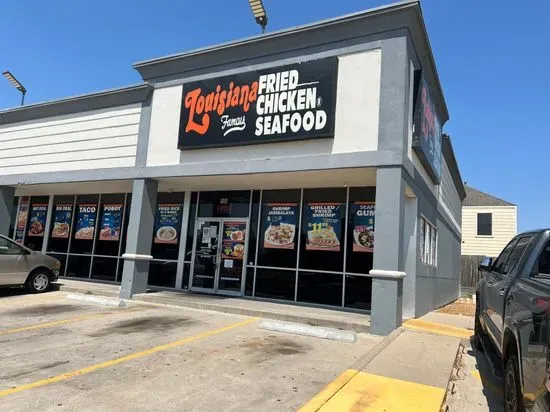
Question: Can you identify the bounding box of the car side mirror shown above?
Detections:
[479,257,493,272]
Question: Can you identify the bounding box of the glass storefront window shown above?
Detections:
[91,257,118,282]
[257,189,301,268]
[70,194,100,255]
[24,196,50,251]
[66,255,92,278]
[255,268,295,301]
[9,197,18,239]
[247,190,261,266]
[299,188,346,272]
[344,274,372,310]
[95,193,126,256]
[148,260,177,288]
[184,192,198,262]
[198,190,250,218]
[346,187,376,275]
[47,195,75,253]
[297,271,343,306]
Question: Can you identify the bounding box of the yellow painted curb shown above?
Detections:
[403,319,473,339]
[298,369,359,412]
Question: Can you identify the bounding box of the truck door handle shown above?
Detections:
[487,281,495,287]
[499,289,506,296]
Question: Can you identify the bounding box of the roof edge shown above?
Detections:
[133,0,417,69]
[442,134,466,201]
[0,84,152,126]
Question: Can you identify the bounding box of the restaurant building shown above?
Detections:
[0,1,465,335]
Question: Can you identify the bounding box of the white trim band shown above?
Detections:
[122,253,154,261]
[369,269,406,279]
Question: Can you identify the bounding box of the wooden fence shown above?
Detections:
[461,255,486,288]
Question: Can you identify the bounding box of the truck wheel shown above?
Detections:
[505,355,525,412]
[473,298,485,351]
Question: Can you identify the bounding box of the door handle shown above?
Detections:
[499,289,506,296]
[487,281,495,287]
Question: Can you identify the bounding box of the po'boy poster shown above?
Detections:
[99,204,123,241]
[352,202,375,253]
[304,202,342,252]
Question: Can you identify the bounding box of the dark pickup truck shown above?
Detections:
[476,229,550,412]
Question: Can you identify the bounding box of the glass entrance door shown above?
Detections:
[190,218,248,295]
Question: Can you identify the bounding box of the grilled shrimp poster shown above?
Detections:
[154,204,182,244]
[305,203,342,252]
[178,57,338,150]
[262,203,298,250]
[51,204,73,239]
[99,204,123,241]
[27,204,48,237]
[352,202,375,253]
[74,204,97,240]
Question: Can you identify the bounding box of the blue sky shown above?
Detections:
[1,0,549,231]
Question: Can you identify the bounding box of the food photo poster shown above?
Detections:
[99,204,123,241]
[352,202,375,253]
[154,204,182,244]
[221,221,246,260]
[27,204,48,237]
[51,204,73,239]
[74,204,98,240]
[262,203,298,250]
[304,202,342,252]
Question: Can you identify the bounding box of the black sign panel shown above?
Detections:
[413,75,442,183]
[178,58,338,150]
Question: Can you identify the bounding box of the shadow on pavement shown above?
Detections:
[0,285,58,298]
[469,343,504,412]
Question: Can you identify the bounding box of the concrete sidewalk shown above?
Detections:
[57,279,371,333]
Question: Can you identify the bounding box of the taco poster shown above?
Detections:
[262,203,298,250]
[154,204,182,244]
[74,204,97,240]
[99,204,123,241]
[304,202,342,252]
[51,204,73,239]
[27,204,48,237]
[352,202,375,253]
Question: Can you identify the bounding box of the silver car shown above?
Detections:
[0,234,60,293]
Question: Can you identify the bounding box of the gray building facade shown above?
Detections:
[0,1,465,335]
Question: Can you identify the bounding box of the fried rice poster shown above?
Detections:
[304,202,342,252]
[262,203,298,250]
[154,204,182,244]
[74,204,97,240]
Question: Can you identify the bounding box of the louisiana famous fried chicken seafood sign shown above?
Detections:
[177,57,338,150]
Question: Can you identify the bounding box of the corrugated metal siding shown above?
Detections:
[0,104,141,175]
[461,206,517,256]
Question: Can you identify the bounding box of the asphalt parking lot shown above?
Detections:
[0,289,381,412]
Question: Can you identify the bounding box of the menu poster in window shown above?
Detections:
[99,204,123,241]
[27,204,48,237]
[305,203,342,251]
[262,203,298,250]
[74,204,97,240]
[154,204,182,244]
[352,202,375,253]
[15,199,29,244]
[51,204,73,239]
[221,221,246,260]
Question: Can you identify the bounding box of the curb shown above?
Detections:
[258,319,357,343]
[67,293,127,308]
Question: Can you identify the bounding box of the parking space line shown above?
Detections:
[0,317,258,398]
[403,319,473,339]
[0,307,143,336]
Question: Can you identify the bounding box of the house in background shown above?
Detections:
[460,185,517,287]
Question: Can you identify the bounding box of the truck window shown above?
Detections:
[532,240,550,276]
[499,236,534,275]
[492,238,519,274]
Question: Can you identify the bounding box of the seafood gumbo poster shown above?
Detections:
[304,202,342,252]
[27,204,48,237]
[154,204,182,244]
[51,204,73,239]
[74,204,97,240]
[262,203,297,250]
[352,202,375,253]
